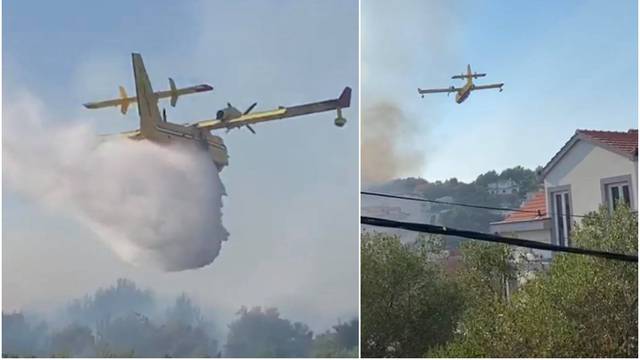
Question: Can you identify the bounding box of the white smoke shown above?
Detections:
[3,93,228,271]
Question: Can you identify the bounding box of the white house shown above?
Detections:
[491,129,637,250]
[541,129,637,246]
[487,178,519,195]
[490,128,637,290]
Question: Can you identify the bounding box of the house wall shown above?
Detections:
[490,220,552,259]
[544,140,638,217]
[510,229,552,260]
[489,222,552,294]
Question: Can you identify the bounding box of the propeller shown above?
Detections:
[162,108,167,122]
[244,102,257,115]
[243,102,258,134]
[447,86,455,96]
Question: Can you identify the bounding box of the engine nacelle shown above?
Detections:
[216,103,242,121]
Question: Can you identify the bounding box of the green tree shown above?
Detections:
[2,312,49,357]
[66,278,155,326]
[50,324,96,357]
[432,205,638,357]
[224,306,313,357]
[361,232,464,357]
[95,312,158,357]
[310,318,359,357]
[332,318,359,350]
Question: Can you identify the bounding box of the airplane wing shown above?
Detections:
[193,87,352,131]
[418,87,461,94]
[119,129,143,139]
[132,53,163,138]
[472,83,504,91]
[99,129,143,141]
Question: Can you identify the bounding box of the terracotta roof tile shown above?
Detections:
[578,129,638,157]
[497,191,547,223]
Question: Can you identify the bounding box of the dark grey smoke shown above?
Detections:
[361,101,426,185]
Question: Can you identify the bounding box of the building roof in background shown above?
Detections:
[541,129,638,177]
[493,191,548,224]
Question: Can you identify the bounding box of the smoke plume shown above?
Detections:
[3,93,228,271]
[361,101,426,185]
[361,0,462,186]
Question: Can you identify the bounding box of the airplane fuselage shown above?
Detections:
[455,79,474,104]
[145,120,229,171]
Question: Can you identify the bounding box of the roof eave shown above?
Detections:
[541,132,638,179]
[540,131,580,178]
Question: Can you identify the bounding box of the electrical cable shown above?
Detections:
[361,216,637,263]
[361,191,587,218]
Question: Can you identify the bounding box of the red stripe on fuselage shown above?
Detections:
[456,88,471,103]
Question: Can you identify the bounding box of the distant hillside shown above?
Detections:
[363,166,543,249]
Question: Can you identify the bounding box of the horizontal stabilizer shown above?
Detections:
[452,73,486,80]
[84,82,213,114]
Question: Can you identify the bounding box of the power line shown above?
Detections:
[361,191,587,218]
[361,216,638,263]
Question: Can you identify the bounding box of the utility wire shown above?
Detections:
[361,191,587,218]
[361,216,637,263]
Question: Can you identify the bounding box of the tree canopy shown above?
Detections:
[431,205,638,357]
[224,306,313,357]
[361,232,464,357]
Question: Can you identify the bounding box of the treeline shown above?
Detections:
[3,279,358,357]
[371,165,542,202]
[361,205,637,357]
[366,166,542,247]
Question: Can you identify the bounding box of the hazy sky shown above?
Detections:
[3,0,358,333]
[363,0,637,183]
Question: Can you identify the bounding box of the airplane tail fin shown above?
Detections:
[118,86,130,114]
[169,78,178,107]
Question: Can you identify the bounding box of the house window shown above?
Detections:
[605,181,631,212]
[551,191,571,247]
